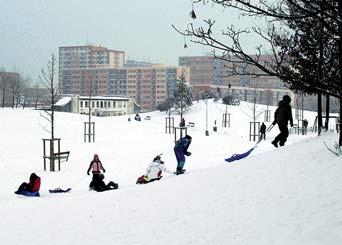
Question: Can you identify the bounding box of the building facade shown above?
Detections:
[59,45,189,111]
[55,95,135,116]
[179,55,290,106]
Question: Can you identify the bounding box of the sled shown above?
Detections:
[15,191,40,197]
[49,188,71,193]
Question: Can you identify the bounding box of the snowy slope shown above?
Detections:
[0,100,341,245]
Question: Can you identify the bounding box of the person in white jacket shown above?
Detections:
[136,155,174,184]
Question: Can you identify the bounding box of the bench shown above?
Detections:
[144,116,151,120]
[187,122,195,127]
[53,151,70,162]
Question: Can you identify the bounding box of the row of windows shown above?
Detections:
[80,100,126,108]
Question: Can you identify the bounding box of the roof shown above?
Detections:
[55,97,72,106]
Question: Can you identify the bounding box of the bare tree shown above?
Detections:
[34,82,40,110]
[39,54,58,139]
[0,71,8,107]
[9,74,20,108]
[21,76,32,109]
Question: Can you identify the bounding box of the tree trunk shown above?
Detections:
[340,98,342,146]
[325,94,330,130]
[317,92,322,135]
[2,89,5,107]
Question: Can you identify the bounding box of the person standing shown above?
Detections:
[259,122,266,140]
[87,154,106,189]
[271,95,293,147]
[174,135,192,175]
[303,119,308,135]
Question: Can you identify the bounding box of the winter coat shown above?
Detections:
[87,154,106,175]
[144,160,173,181]
[29,173,41,192]
[273,101,293,126]
[260,124,266,133]
[174,136,192,163]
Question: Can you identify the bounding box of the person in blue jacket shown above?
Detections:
[174,135,192,175]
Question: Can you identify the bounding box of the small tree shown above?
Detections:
[21,76,32,109]
[39,54,58,139]
[174,73,193,120]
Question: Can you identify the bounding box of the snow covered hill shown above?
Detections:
[0,100,341,245]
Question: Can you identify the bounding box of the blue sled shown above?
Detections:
[225,148,254,163]
[15,191,40,197]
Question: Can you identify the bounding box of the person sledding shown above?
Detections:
[91,173,118,192]
[174,135,192,175]
[136,155,174,184]
[15,173,41,197]
[87,154,106,190]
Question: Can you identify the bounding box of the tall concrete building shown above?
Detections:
[179,55,289,106]
[59,45,188,111]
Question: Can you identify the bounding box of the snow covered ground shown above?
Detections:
[1,100,341,245]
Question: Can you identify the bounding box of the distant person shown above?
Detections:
[87,154,106,189]
[134,114,141,121]
[303,119,308,135]
[271,95,293,147]
[179,118,185,127]
[174,135,192,175]
[15,173,41,196]
[91,173,118,192]
[136,155,174,184]
[259,122,266,140]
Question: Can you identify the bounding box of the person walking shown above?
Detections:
[259,122,266,140]
[271,95,293,147]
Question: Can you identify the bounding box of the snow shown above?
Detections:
[1,100,341,245]
[55,96,71,106]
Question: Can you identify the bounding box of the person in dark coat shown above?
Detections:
[271,95,293,147]
[15,173,41,196]
[91,174,118,192]
[174,135,192,175]
[303,119,308,135]
[259,122,266,140]
[134,114,141,121]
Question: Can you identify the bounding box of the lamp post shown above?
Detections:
[205,93,209,136]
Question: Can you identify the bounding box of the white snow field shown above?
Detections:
[0,100,341,245]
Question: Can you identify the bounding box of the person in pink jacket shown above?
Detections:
[87,154,106,189]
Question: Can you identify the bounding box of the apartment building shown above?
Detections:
[179,55,290,105]
[59,45,188,111]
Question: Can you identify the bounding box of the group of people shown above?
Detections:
[15,134,193,196]
[15,95,297,196]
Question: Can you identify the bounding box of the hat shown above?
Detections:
[153,155,161,161]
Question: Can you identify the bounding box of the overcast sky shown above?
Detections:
[0,0,268,78]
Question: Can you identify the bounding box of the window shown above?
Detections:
[100,101,103,108]
[85,101,88,107]
[80,101,83,107]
